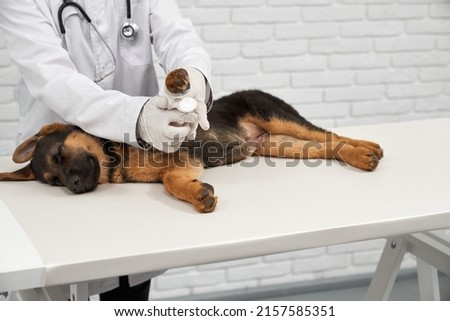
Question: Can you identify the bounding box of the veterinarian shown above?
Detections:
[0,0,212,300]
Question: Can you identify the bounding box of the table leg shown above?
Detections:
[365,237,407,300]
[70,282,89,301]
[417,258,441,300]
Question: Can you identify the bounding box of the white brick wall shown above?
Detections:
[1,0,449,299]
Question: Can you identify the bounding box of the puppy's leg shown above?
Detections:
[242,117,383,160]
[161,160,217,213]
[255,134,379,171]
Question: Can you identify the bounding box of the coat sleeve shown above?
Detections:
[0,0,147,144]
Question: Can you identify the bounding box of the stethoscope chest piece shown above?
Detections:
[121,21,139,40]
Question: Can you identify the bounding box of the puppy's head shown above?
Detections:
[0,123,103,194]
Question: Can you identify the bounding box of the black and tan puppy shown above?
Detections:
[0,69,383,213]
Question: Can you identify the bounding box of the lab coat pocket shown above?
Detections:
[118,4,152,67]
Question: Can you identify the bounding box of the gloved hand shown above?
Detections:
[137,96,199,153]
[181,67,210,131]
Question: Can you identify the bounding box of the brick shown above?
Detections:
[391,52,449,68]
[398,0,450,3]
[212,59,260,76]
[204,43,240,59]
[387,84,443,99]
[430,5,450,18]
[340,0,394,3]
[275,24,338,40]
[325,86,385,102]
[262,56,326,73]
[177,0,194,8]
[292,71,354,88]
[0,102,20,120]
[259,273,316,287]
[341,21,403,37]
[323,266,372,280]
[406,20,450,35]
[309,39,373,54]
[232,7,300,24]
[0,139,15,157]
[436,37,450,50]
[292,255,350,274]
[227,261,291,282]
[192,280,258,295]
[353,250,385,266]
[197,257,261,271]
[0,121,19,139]
[222,73,290,91]
[367,5,427,20]
[375,36,434,52]
[203,25,272,42]
[329,54,390,70]
[154,270,224,291]
[267,88,323,104]
[302,6,365,22]
[336,115,398,127]
[0,87,15,103]
[263,248,325,262]
[351,100,413,116]
[356,69,417,85]
[327,239,386,254]
[267,0,332,5]
[419,67,450,82]
[197,0,264,7]
[149,288,190,300]
[242,40,307,58]
[0,66,21,86]
[298,103,350,118]
[415,97,450,112]
[180,8,230,25]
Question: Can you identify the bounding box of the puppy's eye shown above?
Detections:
[52,145,64,165]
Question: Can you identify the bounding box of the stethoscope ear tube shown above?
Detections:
[58,1,92,35]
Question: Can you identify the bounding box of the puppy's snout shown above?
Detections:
[65,155,100,194]
[68,174,83,193]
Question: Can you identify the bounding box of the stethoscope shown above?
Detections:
[58,0,139,40]
[57,0,140,82]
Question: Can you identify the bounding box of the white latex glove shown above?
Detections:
[182,67,210,131]
[137,96,199,153]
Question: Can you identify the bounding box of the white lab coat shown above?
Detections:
[0,0,211,295]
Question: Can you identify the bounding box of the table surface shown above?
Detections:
[1,119,450,292]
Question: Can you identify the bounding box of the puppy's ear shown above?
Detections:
[12,123,71,163]
[0,164,36,181]
[38,123,71,136]
[12,135,41,163]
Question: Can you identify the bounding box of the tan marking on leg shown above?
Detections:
[161,160,217,213]
[240,115,383,162]
[255,134,379,171]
